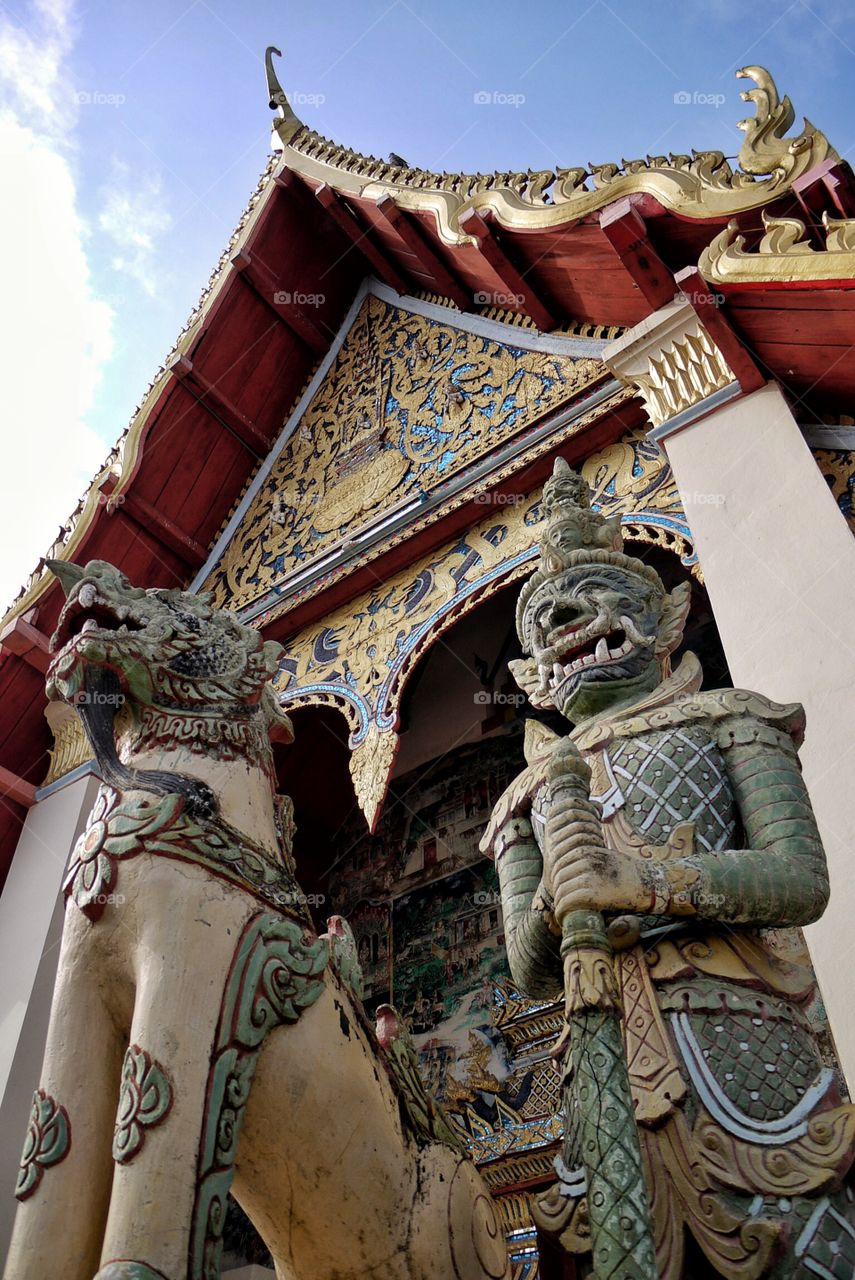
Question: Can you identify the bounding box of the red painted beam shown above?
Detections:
[460,209,555,331]
[167,354,271,460]
[104,484,208,570]
[0,614,51,673]
[230,248,328,356]
[374,195,471,311]
[0,764,37,808]
[599,198,675,310]
[313,183,411,295]
[793,159,855,224]
[675,265,765,395]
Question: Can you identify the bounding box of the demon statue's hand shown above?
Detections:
[547,844,654,919]
[540,739,654,920]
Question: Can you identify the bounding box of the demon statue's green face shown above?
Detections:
[509,460,691,725]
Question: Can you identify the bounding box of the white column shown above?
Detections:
[0,770,100,1257]
[606,305,855,1086]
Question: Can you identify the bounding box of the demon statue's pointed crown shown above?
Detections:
[510,458,692,722]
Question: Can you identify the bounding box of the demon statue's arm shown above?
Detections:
[489,812,562,998]
[480,724,577,997]
[483,708,829,987]
[537,713,830,929]
[648,716,829,927]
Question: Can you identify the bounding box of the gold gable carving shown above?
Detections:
[812,446,855,537]
[203,294,605,612]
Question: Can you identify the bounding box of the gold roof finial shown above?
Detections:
[736,65,838,177]
[265,46,303,146]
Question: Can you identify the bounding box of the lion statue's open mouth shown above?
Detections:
[46,559,291,819]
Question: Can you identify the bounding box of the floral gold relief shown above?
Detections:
[203,292,606,613]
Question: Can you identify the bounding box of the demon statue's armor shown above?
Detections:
[480,459,855,1280]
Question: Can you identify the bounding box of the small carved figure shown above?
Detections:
[481,459,855,1279]
[4,561,509,1280]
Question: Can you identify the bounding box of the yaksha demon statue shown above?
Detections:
[4,561,509,1280]
[481,459,855,1280]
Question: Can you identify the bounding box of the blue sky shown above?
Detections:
[2,0,855,606]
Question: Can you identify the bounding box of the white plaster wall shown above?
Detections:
[0,772,100,1261]
[0,774,99,1099]
[663,381,855,1083]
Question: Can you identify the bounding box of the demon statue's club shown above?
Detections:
[481,459,855,1280]
[4,561,510,1280]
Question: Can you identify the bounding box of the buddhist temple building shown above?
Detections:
[2,56,855,1277]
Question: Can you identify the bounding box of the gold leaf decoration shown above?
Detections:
[269,65,836,245]
[203,292,605,612]
[272,431,694,827]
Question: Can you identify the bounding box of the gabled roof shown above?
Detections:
[0,57,853,883]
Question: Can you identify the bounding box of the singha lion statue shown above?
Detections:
[3,561,509,1280]
[480,459,855,1279]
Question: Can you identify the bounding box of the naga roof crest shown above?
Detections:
[265,54,838,244]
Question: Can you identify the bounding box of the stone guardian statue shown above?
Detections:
[480,459,855,1279]
[4,560,510,1280]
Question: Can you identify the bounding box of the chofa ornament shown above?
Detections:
[481,458,855,1279]
[4,560,510,1280]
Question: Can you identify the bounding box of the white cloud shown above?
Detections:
[0,0,114,613]
[98,161,172,295]
[0,0,76,129]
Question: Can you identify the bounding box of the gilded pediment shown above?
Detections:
[201,287,607,612]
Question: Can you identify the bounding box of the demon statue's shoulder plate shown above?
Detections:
[479,720,562,857]
[573,662,806,755]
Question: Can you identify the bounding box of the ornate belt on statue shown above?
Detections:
[63,784,310,925]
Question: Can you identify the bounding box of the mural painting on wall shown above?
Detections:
[325,733,540,1114]
[327,736,520,913]
[392,861,508,1096]
[814,445,855,533]
[347,901,392,1008]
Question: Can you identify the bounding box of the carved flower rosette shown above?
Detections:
[16,1090,71,1200]
[113,1046,173,1165]
[63,789,185,920]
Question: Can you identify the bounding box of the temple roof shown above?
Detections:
[266,56,837,237]
[1,58,854,881]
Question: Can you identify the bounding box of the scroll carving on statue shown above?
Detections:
[2,560,510,1280]
[480,458,855,1280]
